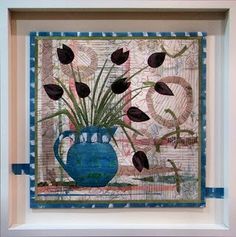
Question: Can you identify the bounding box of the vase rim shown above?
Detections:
[79,126,117,136]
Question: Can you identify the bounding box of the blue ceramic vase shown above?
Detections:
[53,126,118,187]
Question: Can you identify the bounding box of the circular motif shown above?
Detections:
[61,42,98,80]
[146,76,193,128]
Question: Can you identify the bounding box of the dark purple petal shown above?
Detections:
[148,52,166,68]
[127,107,150,122]
[154,81,174,96]
[57,44,74,64]
[132,151,149,172]
[44,84,64,100]
[111,78,131,94]
[75,82,90,98]
[111,48,129,65]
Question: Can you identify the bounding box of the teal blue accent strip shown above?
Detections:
[115,32,128,37]
[64,32,77,37]
[12,164,30,175]
[91,32,103,37]
[205,188,224,199]
[79,32,89,37]
[200,34,207,205]
[38,32,50,37]
[51,32,62,36]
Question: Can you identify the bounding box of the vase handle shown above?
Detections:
[53,130,76,173]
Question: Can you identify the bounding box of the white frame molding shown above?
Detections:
[0,1,236,237]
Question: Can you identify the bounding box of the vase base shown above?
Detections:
[75,182,108,188]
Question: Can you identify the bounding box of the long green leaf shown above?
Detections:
[70,64,89,125]
[94,64,132,124]
[161,45,188,58]
[126,65,148,81]
[37,109,67,122]
[93,89,114,124]
[167,159,181,193]
[111,135,119,148]
[106,86,149,115]
[94,64,114,113]
[102,91,141,125]
[95,85,149,125]
[61,97,80,128]
[101,92,141,125]
[121,126,136,152]
[55,77,87,126]
[155,129,194,152]
[115,119,143,136]
[103,124,119,148]
[143,81,155,86]
[82,98,89,125]
[38,109,81,131]
[90,59,108,124]
[94,67,130,121]
[76,67,89,125]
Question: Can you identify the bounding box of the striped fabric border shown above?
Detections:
[29,32,207,208]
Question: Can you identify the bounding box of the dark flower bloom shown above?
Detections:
[111,78,131,94]
[44,84,64,100]
[132,151,149,172]
[111,48,129,65]
[127,107,150,122]
[75,82,90,98]
[57,44,74,64]
[148,52,166,68]
[154,81,174,96]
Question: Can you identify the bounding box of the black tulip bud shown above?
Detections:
[57,44,74,64]
[75,82,90,98]
[132,151,149,172]
[127,107,150,122]
[111,48,129,65]
[154,81,174,96]
[111,78,131,94]
[43,84,64,100]
[148,52,166,68]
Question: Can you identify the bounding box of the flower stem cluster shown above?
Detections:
[42,44,174,172]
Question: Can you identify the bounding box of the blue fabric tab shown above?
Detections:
[205,187,224,199]
[12,163,30,175]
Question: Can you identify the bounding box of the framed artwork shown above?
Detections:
[30,32,206,208]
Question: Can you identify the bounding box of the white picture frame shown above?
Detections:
[0,1,235,237]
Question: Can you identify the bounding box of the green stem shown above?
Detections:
[55,77,87,126]
[121,126,136,152]
[100,91,141,125]
[102,124,119,148]
[38,109,80,131]
[155,129,194,152]
[109,119,143,136]
[167,159,181,193]
[161,44,190,58]
[76,66,82,82]
[94,64,115,119]
[94,65,132,123]
[70,63,78,83]
[70,64,89,125]
[98,86,149,125]
[90,59,108,124]
[61,97,80,129]
[94,68,152,125]
[164,108,178,121]
[93,89,113,125]
[88,96,96,123]
[104,113,126,125]
[82,99,89,125]
[126,65,148,81]
[164,108,180,148]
